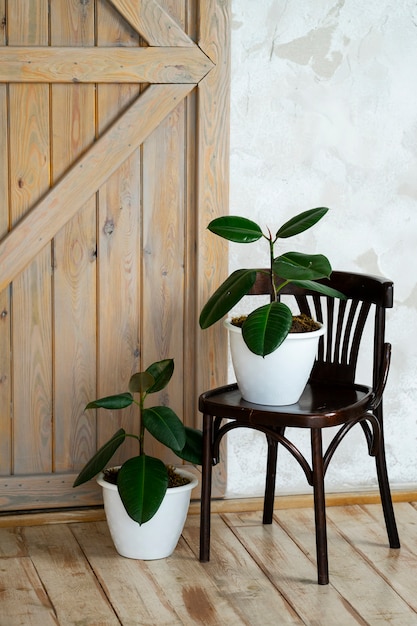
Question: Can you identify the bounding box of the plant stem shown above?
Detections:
[138,394,145,456]
[268,234,278,302]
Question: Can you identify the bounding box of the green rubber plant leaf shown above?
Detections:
[276,207,328,239]
[118,455,168,525]
[85,392,133,411]
[291,279,347,300]
[145,358,175,393]
[199,269,257,329]
[242,302,293,357]
[142,406,186,452]
[208,216,263,243]
[175,427,203,465]
[128,371,154,395]
[128,360,175,395]
[273,252,332,281]
[73,428,126,487]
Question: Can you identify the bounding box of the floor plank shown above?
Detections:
[0,557,58,626]
[327,503,417,612]
[0,527,27,557]
[276,506,417,625]
[71,521,183,626]
[183,515,303,625]
[143,536,247,625]
[224,510,367,625]
[23,524,120,625]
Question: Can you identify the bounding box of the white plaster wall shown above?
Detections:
[225,0,417,497]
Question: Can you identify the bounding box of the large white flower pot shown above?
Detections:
[225,319,325,406]
[97,467,198,560]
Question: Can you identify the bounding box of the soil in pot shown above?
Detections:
[102,464,191,488]
[231,312,321,333]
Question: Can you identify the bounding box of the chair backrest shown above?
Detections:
[248,271,394,388]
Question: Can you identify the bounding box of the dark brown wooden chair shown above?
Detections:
[199,271,400,584]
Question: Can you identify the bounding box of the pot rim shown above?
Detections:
[97,466,198,492]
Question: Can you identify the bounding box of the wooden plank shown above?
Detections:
[224,510,367,624]
[7,0,48,45]
[94,0,142,463]
[9,2,53,476]
[71,521,184,625]
[108,0,194,46]
[183,514,304,625]
[141,99,187,462]
[194,0,231,494]
[0,557,58,626]
[328,503,417,611]
[0,527,27,557]
[50,1,98,474]
[0,473,102,511]
[0,83,194,293]
[142,535,250,624]
[196,1,231,395]
[0,509,106,529]
[0,46,213,83]
[0,76,11,474]
[23,524,119,625]
[275,506,417,623]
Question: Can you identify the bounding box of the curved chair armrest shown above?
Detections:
[370,342,391,410]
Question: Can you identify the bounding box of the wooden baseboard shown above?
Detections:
[0,488,416,528]
[189,488,417,515]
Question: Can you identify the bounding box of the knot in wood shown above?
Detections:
[103,219,115,236]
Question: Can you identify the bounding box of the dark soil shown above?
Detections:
[102,465,190,488]
[290,313,321,333]
[231,312,321,333]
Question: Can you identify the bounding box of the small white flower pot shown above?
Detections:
[97,467,198,560]
[225,319,325,406]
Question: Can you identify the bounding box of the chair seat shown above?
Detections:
[199,382,373,429]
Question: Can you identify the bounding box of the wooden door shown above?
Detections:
[0,0,229,511]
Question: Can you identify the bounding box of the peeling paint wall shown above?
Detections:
[226,0,417,496]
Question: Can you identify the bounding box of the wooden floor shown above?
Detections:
[1,501,417,625]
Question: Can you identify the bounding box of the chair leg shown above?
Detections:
[200,412,214,562]
[375,430,400,548]
[311,428,329,585]
[263,427,285,524]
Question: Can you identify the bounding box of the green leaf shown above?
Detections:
[142,406,186,452]
[199,269,257,329]
[291,279,346,299]
[242,302,293,357]
[145,359,175,393]
[73,428,126,487]
[276,207,329,239]
[118,456,168,524]
[128,372,155,395]
[128,359,175,395]
[175,427,203,465]
[273,252,332,281]
[86,392,133,411]
[208,216,263,243]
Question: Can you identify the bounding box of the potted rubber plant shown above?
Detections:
[73,358,202,559]
[199,207,345,405]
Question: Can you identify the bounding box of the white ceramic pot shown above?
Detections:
[97,467,198,560]
[225,319,325,406]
